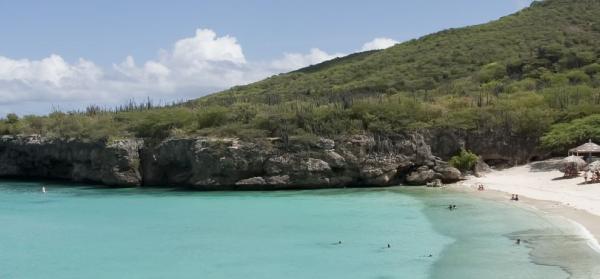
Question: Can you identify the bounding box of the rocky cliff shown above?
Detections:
[0,135,142,186]
[0,134,461,189]
[426,128,547,166]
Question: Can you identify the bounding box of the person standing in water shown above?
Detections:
[42,186,46,193]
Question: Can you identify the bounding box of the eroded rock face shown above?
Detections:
[141,138,268,189]
[0,135,142,186]
[137,134,441,189]
[474,157,492,176]
[433,165,462,183]
[425,128,548,166]
[406,166,437,185]
[405,163,462,185]
[0,133,463,189]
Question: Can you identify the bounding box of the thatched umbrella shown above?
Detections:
[569,140,600,157]
[588,161,600,172]
[561,155,587,175]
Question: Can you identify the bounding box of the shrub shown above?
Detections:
[6,113,19,124]
[449,149,479,171]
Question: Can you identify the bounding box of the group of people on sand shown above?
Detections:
[510,194,519,201]
[563,165,579,177]
[477,184,485,191]
[583,170,600,184]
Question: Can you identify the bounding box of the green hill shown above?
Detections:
[204,0,600,103]
[4,0,600,154]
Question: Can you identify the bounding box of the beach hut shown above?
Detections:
[569,140,600,161]
[561,155,587,177]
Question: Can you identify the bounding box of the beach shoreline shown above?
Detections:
[452,160,600,252]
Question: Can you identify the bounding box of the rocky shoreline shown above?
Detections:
[0,134,465,189]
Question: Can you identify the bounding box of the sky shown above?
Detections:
[0,0,533,115]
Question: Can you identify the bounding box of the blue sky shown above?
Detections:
[0,0,532,114]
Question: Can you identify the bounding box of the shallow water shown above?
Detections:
[0,181,597,278]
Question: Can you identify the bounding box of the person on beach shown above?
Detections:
[584,171,588,183]
[515,195,519,201]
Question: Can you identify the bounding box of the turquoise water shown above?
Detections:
[0,181,597,278]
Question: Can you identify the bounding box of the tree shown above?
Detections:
[6,113,19,124]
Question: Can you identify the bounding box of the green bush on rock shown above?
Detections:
[449,149,479,172]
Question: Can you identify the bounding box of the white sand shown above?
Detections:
[457,159,600,247]
[463,160,600,217]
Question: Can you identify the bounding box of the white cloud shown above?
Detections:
[172,29,246,64]
[0,28,257,114]
[0,29,397,115]
[361,37,399,51]
[113,28,254,90]
[0,55,102,87]
[270,48,345,71]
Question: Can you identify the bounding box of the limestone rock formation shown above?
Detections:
[0,133,466,189]
[0,135,142,186]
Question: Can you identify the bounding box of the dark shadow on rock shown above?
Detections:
[529,159,563,172]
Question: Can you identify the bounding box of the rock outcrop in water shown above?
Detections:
[0,134,463,189]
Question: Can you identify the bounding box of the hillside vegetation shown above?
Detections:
[3,0,600,153]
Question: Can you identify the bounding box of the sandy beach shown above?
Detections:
[456,159,600,251]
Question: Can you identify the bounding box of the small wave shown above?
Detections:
[565,219,600,254]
